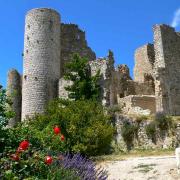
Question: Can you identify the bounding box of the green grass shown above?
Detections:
[92,149,174,162]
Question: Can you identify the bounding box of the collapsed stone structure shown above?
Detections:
[7,8,180,126]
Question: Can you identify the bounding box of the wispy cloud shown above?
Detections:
[171,8,180,27]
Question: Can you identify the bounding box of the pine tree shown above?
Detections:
[64,54,100,100]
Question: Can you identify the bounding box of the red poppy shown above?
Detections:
[19,140,29,151]
[10,154,20,161]
[60,134,65,141]
[45,156,53,165]
[54,126,61,135]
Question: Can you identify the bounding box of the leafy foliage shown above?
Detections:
[121,121,138,150]
[135,115,148,124]
[145,121,157,143]
[154,112,173,131]
[0,85,14,153]
[0,85,9,127]
[64,54,101,100]
[0,148,80,180]
[26,99,114,156]
[145,112,175,143]
[1,149,108,180]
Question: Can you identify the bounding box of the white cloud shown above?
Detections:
[171,8,180,27]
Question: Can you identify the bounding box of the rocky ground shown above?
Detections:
[99,156,180,180]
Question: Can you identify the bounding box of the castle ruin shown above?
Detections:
[7,8,180,126]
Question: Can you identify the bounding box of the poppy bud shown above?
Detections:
[60,134,65,141]
[10,154,20,161]
[45,156,53,165]
[54,126,61,135]
[19,140,29,151]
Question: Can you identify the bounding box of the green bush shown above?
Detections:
[121,121,137,150]
[20,99,114,156]
[0,85,14,153]
[145,113,176,143]
[155,112,173,131]
[145,121,157,143]
[135,115,148,124]
[0,148,80,180]
[64,54,101,100]
[4,124,42,153]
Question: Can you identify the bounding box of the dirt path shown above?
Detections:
[99,156,180,180]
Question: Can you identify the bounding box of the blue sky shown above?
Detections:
[0,0,180,87]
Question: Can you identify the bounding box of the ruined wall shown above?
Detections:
[90,58,111,106]
[118,95,156,115]
[134,43,155,83]
[115,114,179,151]
[22,8,61,120]
[153,24,180,115]
[133,81,154,95]
[6,69,21,127]
[114,64,154,102]
[60,24,96,77]
[113,65,132,99]
[89,51,114,106]
[58,78,73,99]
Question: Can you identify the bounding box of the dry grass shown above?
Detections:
[92,149,174,163]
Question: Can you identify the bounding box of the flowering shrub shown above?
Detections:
[28,99,114,156]
[54,126,61,135]
[0,150,80,179]
[19,140,30,151]
[0,125,108,179]
[58,153,108,180]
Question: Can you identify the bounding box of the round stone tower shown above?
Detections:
[7,69,22,127]
[22,8,61,120]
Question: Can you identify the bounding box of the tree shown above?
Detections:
[0,85,9,127]
[64,54,101,100]
[0,85,14,152]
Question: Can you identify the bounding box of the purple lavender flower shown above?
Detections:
[57,153,108,180]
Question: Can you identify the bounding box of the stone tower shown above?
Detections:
[153,24,180,115]
[6,69,22,127]
[22,8,61,120]
[134,43,155,83]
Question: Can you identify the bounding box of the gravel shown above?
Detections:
[99,156,180,180]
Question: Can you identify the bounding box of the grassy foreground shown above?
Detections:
[92,149,175,162]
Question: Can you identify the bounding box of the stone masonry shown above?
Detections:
[89,50,114,106]
[134,43,155,83]
[6,8,180,126]
[153,24,180,115]
[22,8,61,120]
[60,23,96,77]
[21,8,96,121]
[6,69,21,127]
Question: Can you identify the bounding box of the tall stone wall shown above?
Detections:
[6,69,21,127]
[153,24,180,115]
[89,51,114,106]
[60,24,96,77]
[134,43,155,83]
[114,65,154,101]
[22,8,61,120]
[133,81,155,95]
[113,65,132,99]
